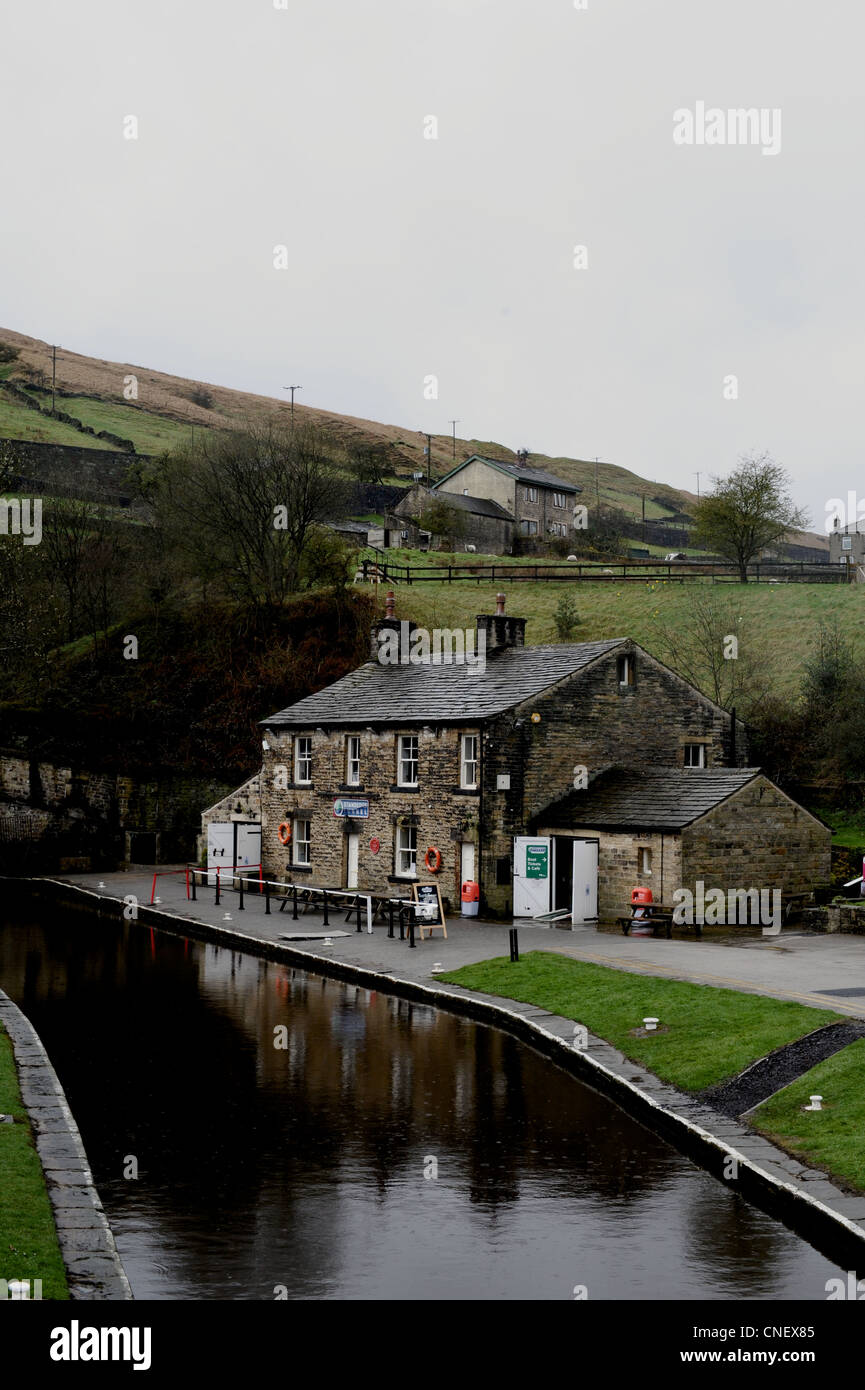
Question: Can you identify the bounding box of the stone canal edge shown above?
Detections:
[25,878,865,1277]
[0,988,133,1301]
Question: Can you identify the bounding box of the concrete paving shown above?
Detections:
[46,866,865,1018]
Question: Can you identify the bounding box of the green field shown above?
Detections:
[439,951,843,1091]
[57,396,194,456]
[362,565,865,697]
[0,1024,69,1300]
[752,1041,865,1191]
[0,393,117,450]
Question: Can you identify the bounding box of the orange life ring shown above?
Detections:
[277,822,292,846]
[424,846,442,873]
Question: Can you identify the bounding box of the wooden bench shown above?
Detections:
[618,905,697,939]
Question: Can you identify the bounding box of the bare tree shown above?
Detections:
[152,421,352,607]
[651,588,769,716]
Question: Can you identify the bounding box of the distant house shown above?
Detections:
[433,452,581,542]
[828,518,865,569]
[388,483,515,553]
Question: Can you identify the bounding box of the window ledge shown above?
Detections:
[337,784,366,792]
[390,784,419,793]
[288,862,313,874]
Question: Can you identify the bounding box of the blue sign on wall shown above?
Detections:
[333,798,370,819]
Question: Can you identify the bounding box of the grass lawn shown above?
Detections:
[812,806,865,851]
[439,951,844,1091]
[0,1024,68,1299]
[751,1041,865,1191]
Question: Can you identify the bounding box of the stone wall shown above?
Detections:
[0,750,231,871]
[480,641,745,914]
[681,778,831,899]
[5,439,145,507]
[534,825,682,923]
[197,773,262,861]
[259,727,480,912]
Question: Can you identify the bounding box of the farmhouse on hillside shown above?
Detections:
[231,594,830,922]
[434,452,581,542]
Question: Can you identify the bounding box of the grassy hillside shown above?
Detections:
[0,327,711,525]
[367,567,864,698]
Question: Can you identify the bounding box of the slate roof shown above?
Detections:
[261,639,625,728]
[429,491,515,521]
[437,455,580,494]
[535,766,761,832]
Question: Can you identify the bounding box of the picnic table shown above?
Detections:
[617,902,696,939]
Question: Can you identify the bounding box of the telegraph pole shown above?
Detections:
[283,384,302,423]
[448,419,460,458]
[419,432,433,487]
[51,344,57,414]
[694,471,701,499]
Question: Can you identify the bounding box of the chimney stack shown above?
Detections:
[370,589,418,662]
[477,593,526,656]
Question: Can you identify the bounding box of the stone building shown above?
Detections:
[388,483,515,553]
[246,593,833,924]
[535,767,830,924]
[433,453,581,542]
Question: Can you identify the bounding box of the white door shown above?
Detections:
[513,837,551,917]
[571,839,598,924]
[235,822,261,868]
[346,834,359,890]
[207,822,233,886]
[460,842,475,885]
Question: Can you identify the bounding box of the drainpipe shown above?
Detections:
[660,833,664,906]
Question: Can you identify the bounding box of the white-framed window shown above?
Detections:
[552,491,566,508]
[683,743,706,768]
[638,847,653,875]
[395,822,417,877]
[293,818,311,865]
[520,519,538,536]
[842,536,852,551]
[548,522,567,537]
[617,654,634,687]
[460,734,479,789]
[294,736,312,784]
[346,736,361,786]
[524,486,538,503]
[397,734,419,787]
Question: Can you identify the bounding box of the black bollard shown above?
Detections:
[292,886,299,921]
[191,872,197,902]
[387,902,394,939]
[355,896,362,932]
[408,912,416,948]
[322,890,329,926]
[239,876,244,910]
[215,873,220,907]
[509,928,519,963]
[265,883,271,915]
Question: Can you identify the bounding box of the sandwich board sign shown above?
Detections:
[411,882,447,939]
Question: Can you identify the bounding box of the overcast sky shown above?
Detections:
[3,0,863,530]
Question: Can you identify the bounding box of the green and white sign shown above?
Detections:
[525,844,549,879]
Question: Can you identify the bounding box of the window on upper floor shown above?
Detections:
[617,654,634,687]
[524,486,538,503]
[346,736,361,786]
[460,734,479,789]
[294,736,312,784]
[397,734,419,787]
[552,491,566,508]
[683,743,706,768]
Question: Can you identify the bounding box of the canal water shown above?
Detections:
[0,902,846,1300]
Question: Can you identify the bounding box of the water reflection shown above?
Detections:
[0,901,846,1301]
